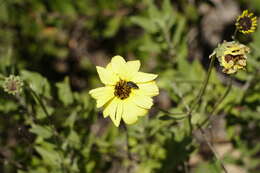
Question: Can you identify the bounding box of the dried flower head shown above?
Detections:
[89,55,159,127]
[3,75,24,95]
[236,10,257,34]
[210,41,250,74]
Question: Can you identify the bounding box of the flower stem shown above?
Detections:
[29,87,50,118]
[187,55,216,134]
[199,78,232,128]
[190,55,216,111]
[232,29,238,41]
[122,124,132,161]
[122,123,133,173]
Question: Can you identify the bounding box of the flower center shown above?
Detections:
[114,80,132,100]
[238,17,252,31]
[224,54,233,62]
[7,81,18,91]
[224,54,245,64]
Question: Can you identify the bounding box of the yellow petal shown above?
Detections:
[132,72,158,83]
[106,63,112,70]
[132,95,153,109]
[96,66,119,85]
[122,102,138,124]
[110,55,128,80]
[122,99,148,125]
[103,99,114,118]
[223,68,236,74]
[237,59,246,66]
[126,60,140,80]
[107,58,140,80]
[137,109,148,117]
[89,86,114,108]
[103,98,122,127]
[235,65,244,69]
[221,56,234,69]
[137,81,159,97]
[112,99,123,127]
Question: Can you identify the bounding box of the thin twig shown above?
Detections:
[198,127,228,173]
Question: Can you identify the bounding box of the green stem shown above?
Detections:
[158,108,187,116]
[187,55,216,134]
[29,87,51,118]
[190,55,216,111]
[199,78,232,128]
[232,29,238,41]
[122,124,131,159]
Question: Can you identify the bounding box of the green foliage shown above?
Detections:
[0,0,260,172]
[56,77,73,106]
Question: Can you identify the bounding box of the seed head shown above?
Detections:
[3,75,24,95]
[210,41,250,74]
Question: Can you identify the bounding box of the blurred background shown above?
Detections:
[0,0,260,172]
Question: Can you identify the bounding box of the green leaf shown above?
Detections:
[30,124,53,139]
[131,16,158,33]
[162,0,175,28]
[35,146,61,167]
[147,0,161,19]
[162,0,173,17]
[0,98,19,113]
[21,70,51,98]
[49,0,76,16]
[173,15,186,45]
[103,16,122,38]
[67,130,80,149]
[56,77,73,106]
[64,111,77,128]
[189,60,205,80]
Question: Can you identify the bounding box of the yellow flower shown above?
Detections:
[236,10,257,34]
[210,41,250,74]
[89,55,159,127]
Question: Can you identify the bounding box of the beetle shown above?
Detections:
[126,81,139,89]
